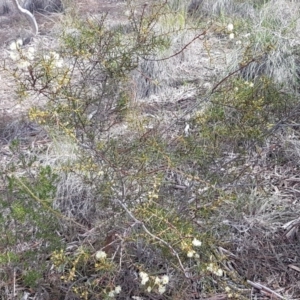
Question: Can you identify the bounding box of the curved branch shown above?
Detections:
[11,0,38,35]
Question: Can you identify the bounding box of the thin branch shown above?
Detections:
[247,280,286,300]
[143,29,208,62]
[115,198,190,277]
[211,58,256,93]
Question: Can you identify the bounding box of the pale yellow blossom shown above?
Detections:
[227,23,234,31]
[192,238,202,247]
[187,250,196,258]
[158,285,166,294]
[115,286,122,294]
[139,271,149,285]
[154,277,161,285]
[161,275,169,285]
[108,290,115,297]
[95,250,107,260]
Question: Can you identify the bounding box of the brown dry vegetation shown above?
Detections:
[1,0,300,299]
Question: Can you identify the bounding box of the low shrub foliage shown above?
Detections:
[1,0,300,299]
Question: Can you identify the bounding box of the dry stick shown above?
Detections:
[13,268,16,298]
[11,0,39,35]
[211,57,256,94]
[247,280,286,300]
[288,264,300,273]
[143,29,208,62]
[115,198,189,277]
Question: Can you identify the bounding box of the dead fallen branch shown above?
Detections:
[247,280,286,300]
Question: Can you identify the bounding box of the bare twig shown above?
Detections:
[11,0,39,35]
[211,58,256,93]
[13,268,16,298]
[247,280,286,300]
[282,217,300,239]
[143,29,208,62]
[115,198,190,277]
[288,264,300,273]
